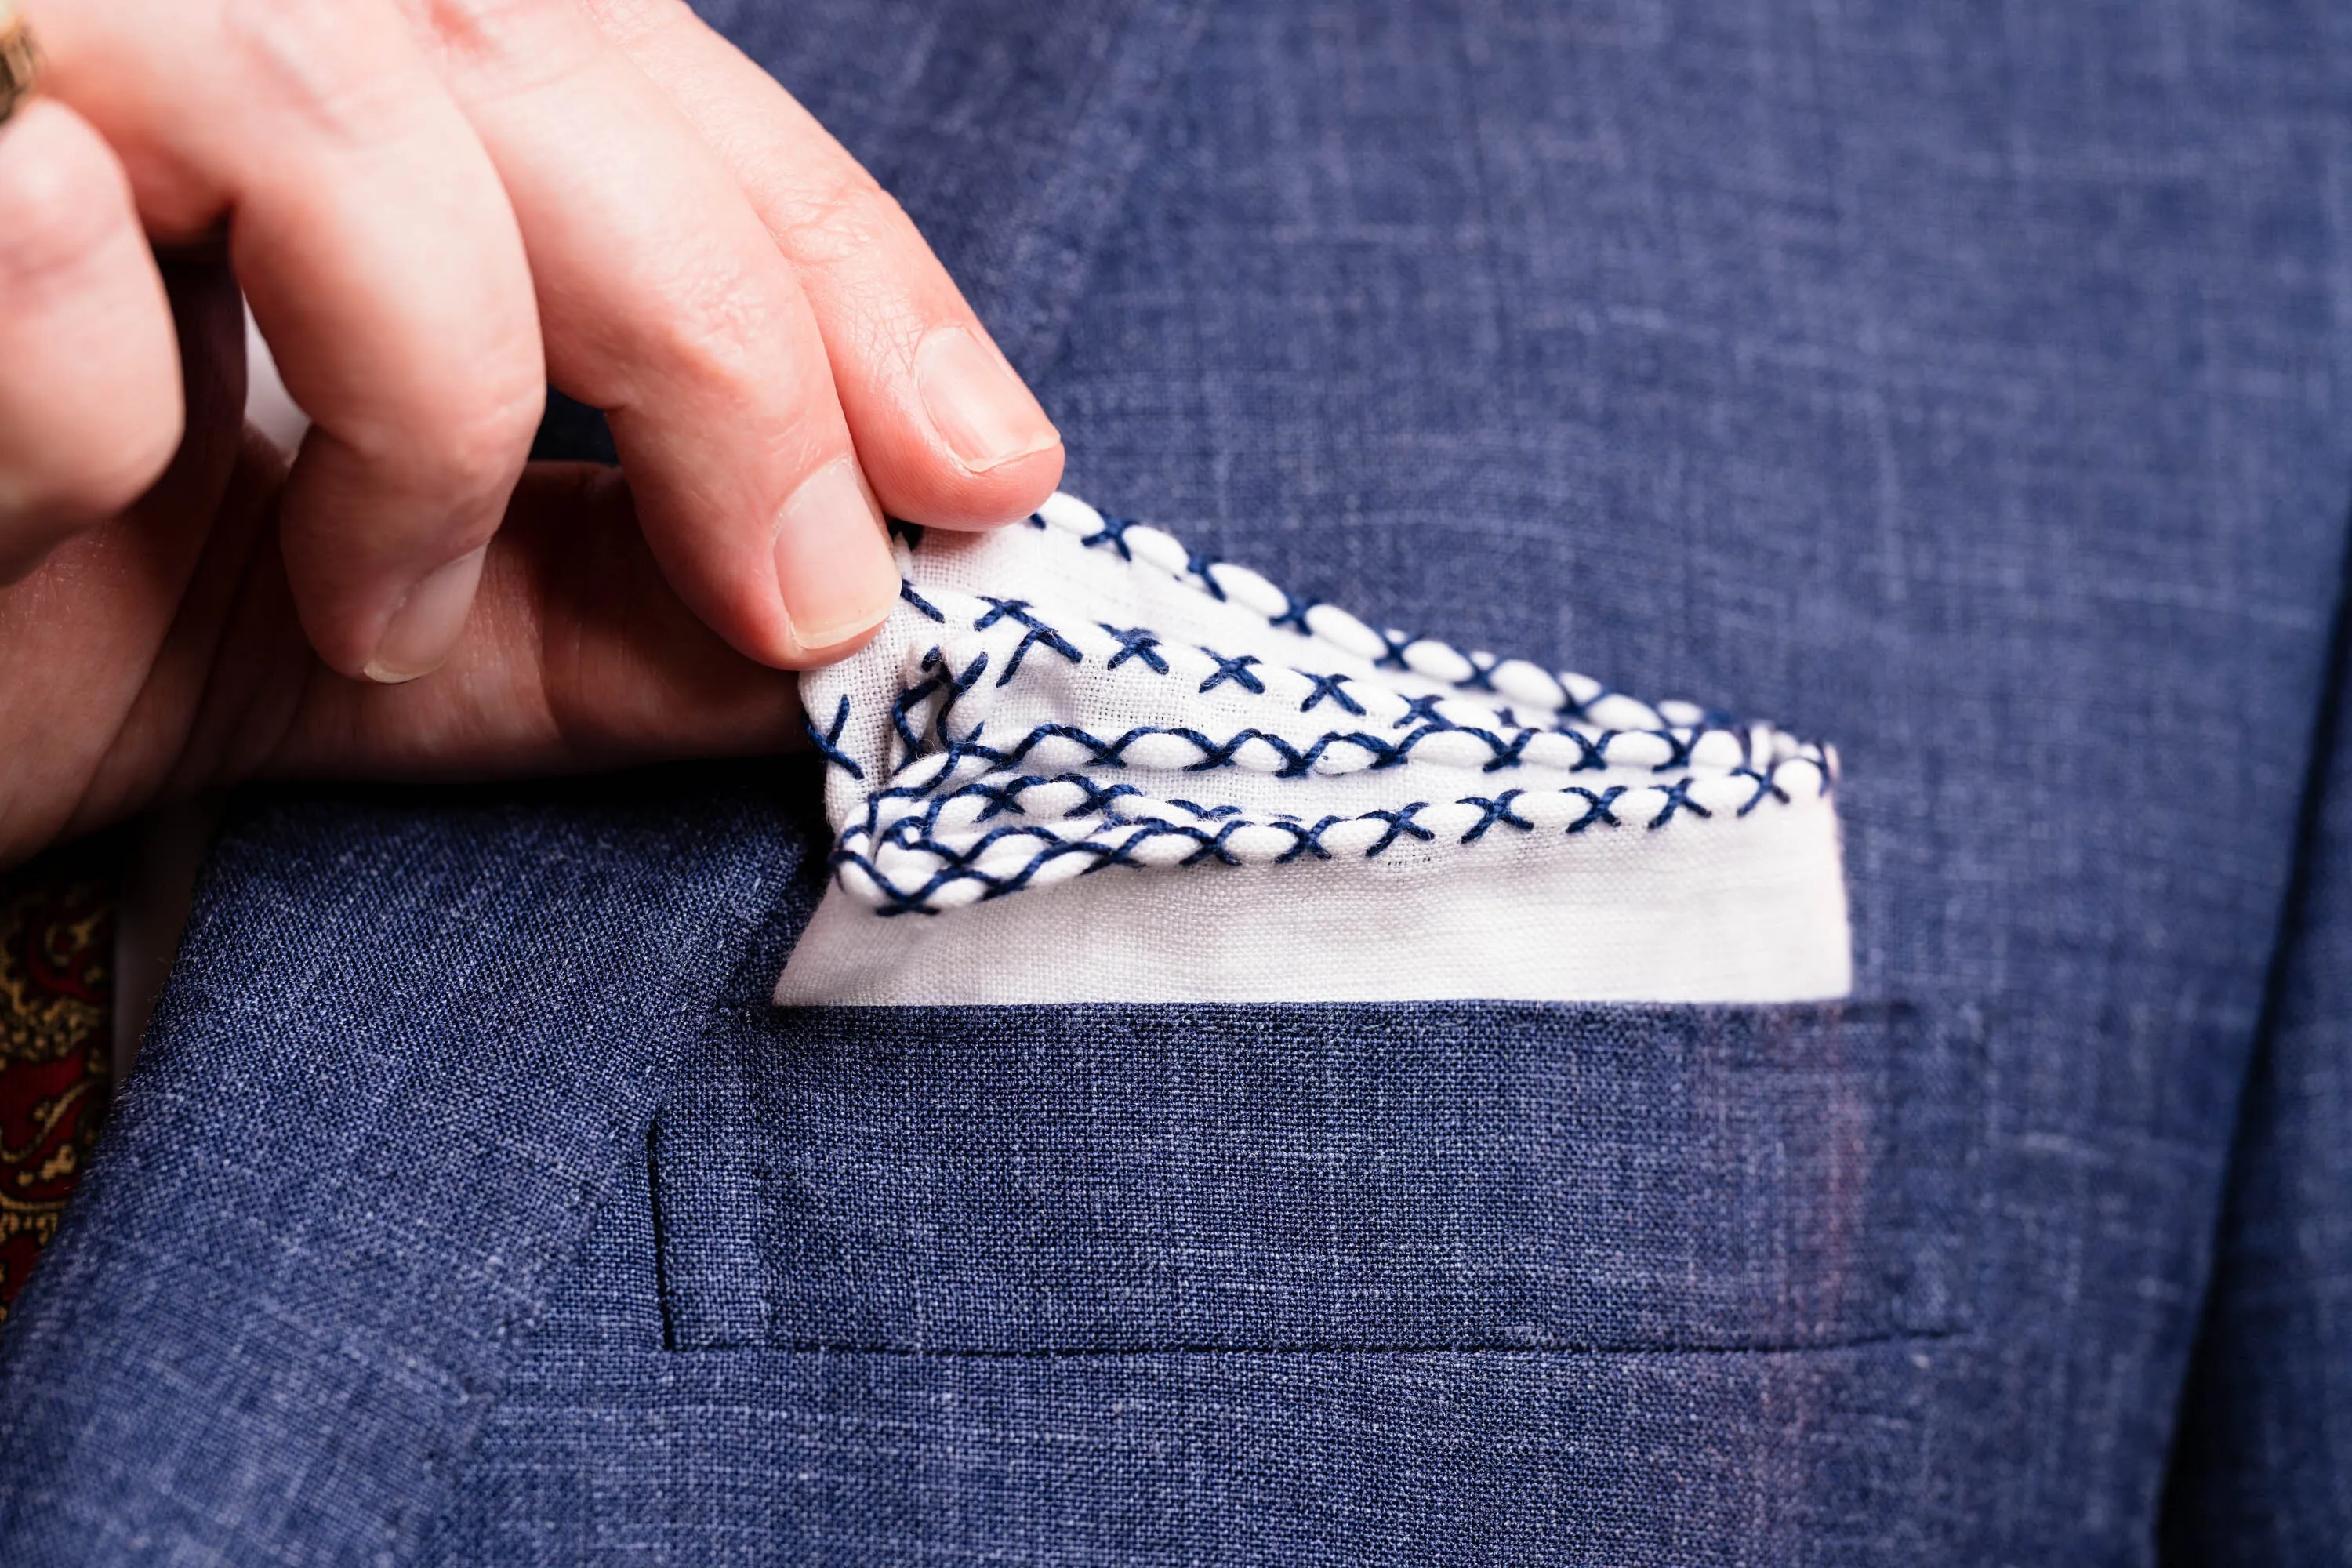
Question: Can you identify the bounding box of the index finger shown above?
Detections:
[581,0,1065,533]
[38,0,547,681]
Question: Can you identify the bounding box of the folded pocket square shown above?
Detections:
[776,495,1850,1004]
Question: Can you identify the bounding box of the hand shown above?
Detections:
[0,0,1064,868]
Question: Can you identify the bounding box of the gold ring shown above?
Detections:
[0,1,41,129]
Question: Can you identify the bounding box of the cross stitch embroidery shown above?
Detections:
[775,492,1852,1006]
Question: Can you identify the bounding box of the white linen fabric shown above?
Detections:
[775,494,1851,1004]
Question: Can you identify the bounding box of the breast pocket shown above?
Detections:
[649,1000,1977,1354]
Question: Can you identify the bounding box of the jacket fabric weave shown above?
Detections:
[3,0,2350,1561]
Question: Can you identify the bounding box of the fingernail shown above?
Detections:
[775,458,898,650]
[363,546,485,684]
[916,326,1060,472]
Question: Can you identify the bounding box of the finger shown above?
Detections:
[580,0,1064,532]
[0,256,254,872]
[408,0,896,666]
[0,99,181,580]
[36,0,547,681]
[220,464,804,781]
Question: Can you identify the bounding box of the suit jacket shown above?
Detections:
[3,0,2348,1561]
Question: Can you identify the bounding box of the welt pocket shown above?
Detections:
[649,1001,1979,1354]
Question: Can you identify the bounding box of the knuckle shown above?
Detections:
[782,164,904,269]
[423,375,543,506]
[221,0,416,140]
[410,0,600,96]
[573,0,687,48]
[351,361,539,521]
[641,243,784,387]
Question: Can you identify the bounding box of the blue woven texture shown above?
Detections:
[650,1004,1972,1354]
[4,0,2352,1561]
[2161,567,2352,1555]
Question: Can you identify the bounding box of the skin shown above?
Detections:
[0,0,1065,869]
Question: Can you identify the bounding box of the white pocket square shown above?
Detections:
[777,494,1850,1004]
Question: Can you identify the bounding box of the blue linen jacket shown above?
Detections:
[4,1,2350,1561]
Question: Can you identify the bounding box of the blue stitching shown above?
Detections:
[965,778,1034,822]
[1475,728,1535,773]
[1268,597,1321,635]
[905,714,1642,782]
[839,813,1295,916]
[1072,778,1149,817]
[1733,766,1789,816]
[835,762,1829,913]
[1363,803,1436,856]
[1100,623,1170,673]
[1081,514,1143,559]
[1564,786,1628,832]
[1187,818,1254,866]
[1014,504,1731,739]
[975,597,1083,684]
[1200,650,1266,695]
[1461,791,1532,841]
[809,695,863,781]
[1559,681,1608,721]
[1167,798,1244,818]
[1554,729,1614,773]
[829,509,1840,913]
[889,670,949,753]
[1649,729,1700,773]
[1646,776,1710,829]
[899,580,947,623]
[1300,671,1367,715]
[1189,550,1229,599]
[1395,694,1452,731]
[863,773,1155,851]
[1276,815,1343,863]
[932,591,1735,781]
[936,650,990,735]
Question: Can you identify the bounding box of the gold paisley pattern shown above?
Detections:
[0,851,113,1322]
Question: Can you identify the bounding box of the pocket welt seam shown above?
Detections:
[652,998,1980,1354]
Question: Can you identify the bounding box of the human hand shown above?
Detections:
[0,0,1063,868]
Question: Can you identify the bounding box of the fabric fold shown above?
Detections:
[0,769,825,1567]
[779,495,1853,1005]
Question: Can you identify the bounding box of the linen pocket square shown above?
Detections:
[777,495,1849,1004]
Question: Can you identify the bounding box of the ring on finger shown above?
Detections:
[0,1,41,129]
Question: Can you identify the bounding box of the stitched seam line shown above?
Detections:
[829,773,1828,916]
[877,705,1821,786]
[815,500,1839,915]
[899,594,1772,769]
[1028,505,1696,728]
